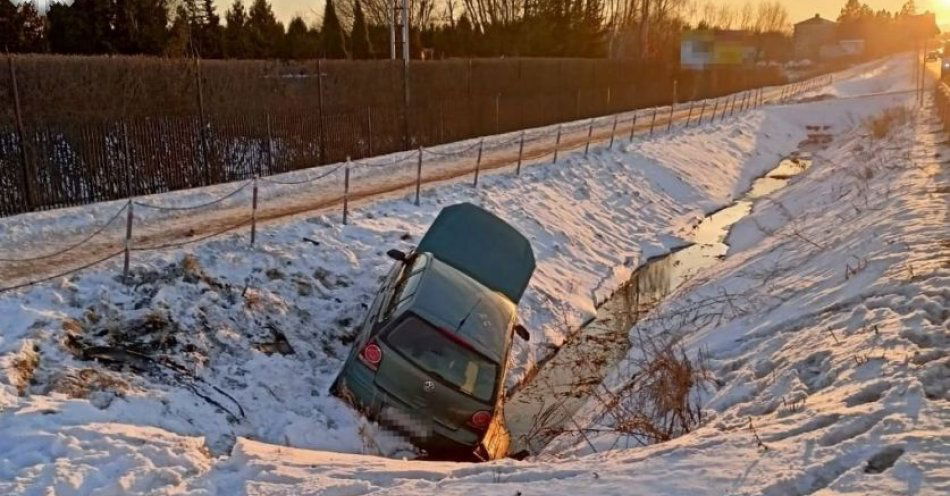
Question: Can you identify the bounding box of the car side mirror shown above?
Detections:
[386,249,407,262]
[514,324,529,341]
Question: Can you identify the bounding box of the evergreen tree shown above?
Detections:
[350,0,373,59]
[46,0,115,54]
[164,3,192,56]
[247,0,283,58]
[320,0,347,59]
[224,0,251,57]
[199,0,223,57]
[0,0,18,50]
[113,0,170,55]
[284,16,317,59]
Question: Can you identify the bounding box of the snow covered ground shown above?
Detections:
[0,54,946,494]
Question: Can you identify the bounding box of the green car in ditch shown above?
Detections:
[331,203,534,460]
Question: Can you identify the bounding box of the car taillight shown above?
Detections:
[468,410,492,430]
[358,341,382,370]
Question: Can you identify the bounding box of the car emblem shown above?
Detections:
[423,380,435,392]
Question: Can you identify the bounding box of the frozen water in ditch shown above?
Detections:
[504,154,812,456]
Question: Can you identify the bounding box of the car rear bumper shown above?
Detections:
[334,361,481,455]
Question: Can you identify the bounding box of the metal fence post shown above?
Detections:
[584,119,594,156]
[629,112,638,141]
[473,138,483,187]
[696,99,706,126]
[343,160,350,224]
[516,130,525,175]
[666,103,675,132]
[552,125,562,164]
[711,98,720,123]
[685,101,694,128]
[609,114,619,149]
[7,54,33,212]
[414,147,422,206]
[122,199,134,282]
[650,107,657,135]
[250,177,259,244]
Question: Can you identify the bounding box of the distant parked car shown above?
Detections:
[331,203,534,461]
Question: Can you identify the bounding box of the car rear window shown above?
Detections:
[386,316,498,402]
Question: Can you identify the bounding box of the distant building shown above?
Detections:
[794,14,837,61]
[681,30,757,70]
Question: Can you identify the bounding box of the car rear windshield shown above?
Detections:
[386,316,498,402]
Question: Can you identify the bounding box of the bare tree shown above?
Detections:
[754,0,789,33]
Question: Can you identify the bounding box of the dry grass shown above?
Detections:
[865,107,912,140]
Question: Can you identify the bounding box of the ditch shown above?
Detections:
[504,151,815,456]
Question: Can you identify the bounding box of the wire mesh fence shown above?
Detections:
[0,55,792,217]
[0,70,837,294]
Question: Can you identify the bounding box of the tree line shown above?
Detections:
[0,0,931,61]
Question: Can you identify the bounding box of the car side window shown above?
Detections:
[379,255,427,323]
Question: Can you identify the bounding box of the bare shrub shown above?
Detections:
[865,107,912,140]
[587,331,711,446]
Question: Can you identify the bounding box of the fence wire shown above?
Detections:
[0,73,836,294]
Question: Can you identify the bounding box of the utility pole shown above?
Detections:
[392,0,411,147]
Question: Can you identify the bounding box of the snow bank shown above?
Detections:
[1,54,944,495]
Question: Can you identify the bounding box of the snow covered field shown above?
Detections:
[0,54,946,494]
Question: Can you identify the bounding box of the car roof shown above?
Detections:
[406,255,515,362]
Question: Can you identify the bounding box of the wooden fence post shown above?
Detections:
[439,101,445,143]
[584,119,594,156]
[666,103,675,132]
[609,114,619,149]
[123,199,134,282]
[629,112,638,141]
[711,98,720,123]
[650,107,657,135]
[473,139,483,187]
[366,108,374,157]
[265,114,275,175]
[696,99,706,126]
[552,125,562,164]
[495,93,501,134]
[685,101,694,128]
[516,130,525,175]
[414,147,422,206]
[7,54,33,212]
[194,56,213,186]
[122,123,133,198]
[317,59,328,164]
[343,161,350,224]
[250,177,259,244]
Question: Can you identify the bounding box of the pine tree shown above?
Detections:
[320,0,347,59]
[199,0,223,57]
[350,0,373,59]
[247,0,283,58]
[284,16,316,59]
[113,0,170,55]
[224,0,250,57]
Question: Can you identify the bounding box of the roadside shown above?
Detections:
[0,53,941,495]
